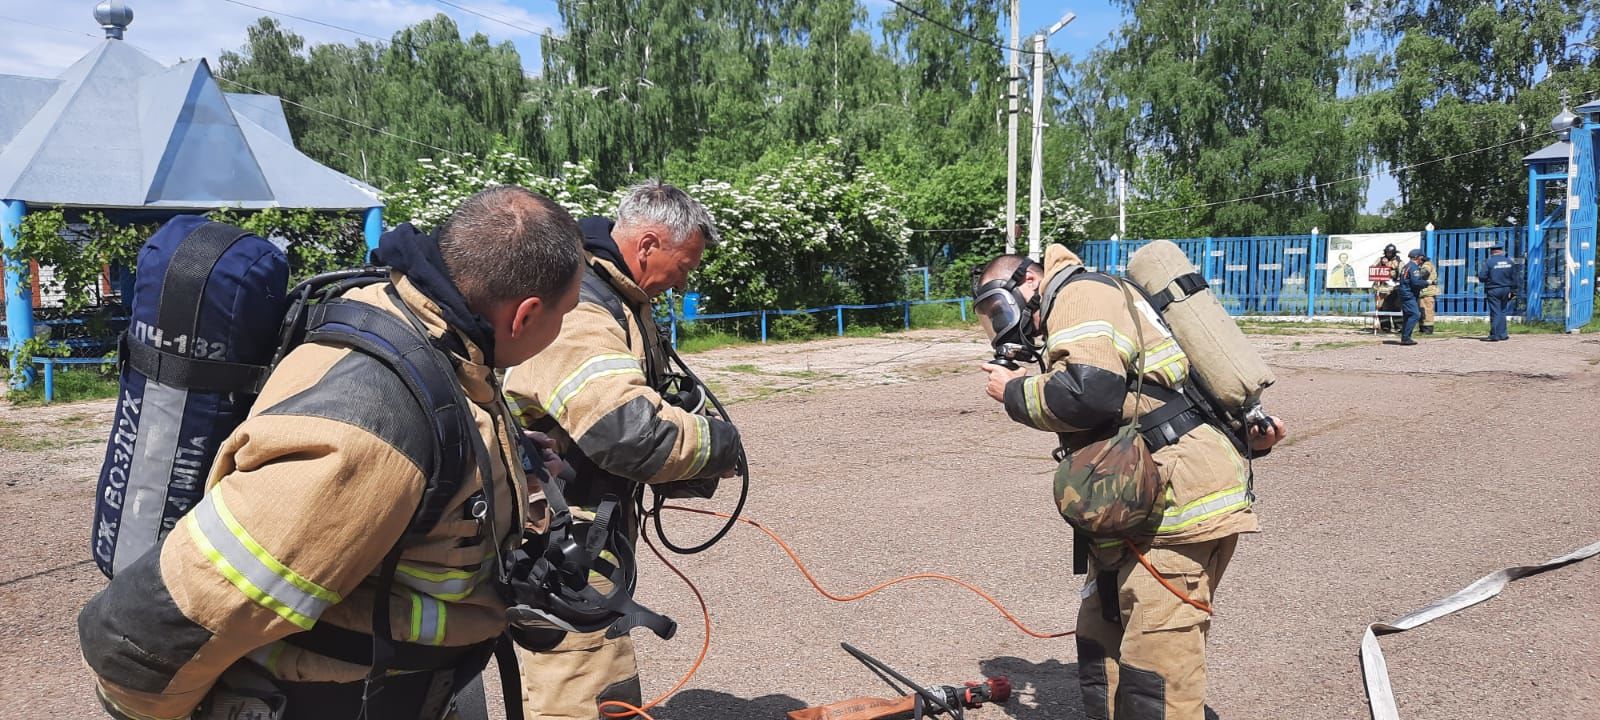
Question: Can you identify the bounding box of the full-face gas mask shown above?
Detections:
[1383,243,1398,259]
[972,263,1043,369]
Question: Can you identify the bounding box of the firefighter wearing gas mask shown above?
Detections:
[972,246,1284,720]
[1375,244,1404,332]
[503,181,743,720]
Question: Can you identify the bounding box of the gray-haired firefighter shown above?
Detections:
[972,246,1285,720]
[77,187,587,720]
[503,180,743,719]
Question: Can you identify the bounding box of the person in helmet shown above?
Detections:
[1395,249,1429,345]
[972,245,1285,720]
[1375,244,1404,332]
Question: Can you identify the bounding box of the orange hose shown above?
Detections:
[597,527,709,720]
[658,505,1074,639]
[1124,538,1213,614]
[595,508,1209,719]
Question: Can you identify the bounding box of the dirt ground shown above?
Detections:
[4,325,1600,719]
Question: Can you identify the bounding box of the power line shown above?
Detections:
[212,74,467,156]
[0,14,100,40]
[216,0,540,74]
[432,0,564,42]
[885,0,1026,54]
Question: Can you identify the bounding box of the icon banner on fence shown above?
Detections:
[1325,232,1420,289]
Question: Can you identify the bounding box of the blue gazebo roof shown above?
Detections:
[1523,140,1571,166]
[0,38,379,211]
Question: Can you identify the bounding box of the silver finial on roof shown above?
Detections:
[94,1,133,40]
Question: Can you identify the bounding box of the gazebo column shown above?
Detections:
[1526,166,1545,321]
[363,206,383,261]
[2,199,34,388]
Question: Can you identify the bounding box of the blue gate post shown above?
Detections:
[1307,228,1319,318]
[836,306,844,336]
[921,268,930,301]
[1526,170,1547,321]
[363,206,383,260]
[903,301,911,329]
[759,311,768,343]
[1424,222,1437,264]
[1111,234,1123,275]
[2,199,33,389]
[669,308,678,348]
[959,297,968,322]
[1567,112,1598,331]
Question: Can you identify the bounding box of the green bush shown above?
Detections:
[771,313,820,341]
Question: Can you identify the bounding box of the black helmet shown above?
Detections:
[1384,243,1398,254]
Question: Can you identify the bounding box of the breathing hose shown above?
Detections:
[648,340,750,555]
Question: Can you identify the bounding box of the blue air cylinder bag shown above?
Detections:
[92,215,289,578]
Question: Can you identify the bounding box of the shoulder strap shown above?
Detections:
[580,265,631,347]
[1146,272,1209,314]
[1038,264,1118,338]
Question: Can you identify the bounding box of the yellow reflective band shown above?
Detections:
[404,592,448,646]
[248,641,288,674]
[1024,374,1049,427]
[188,494,337,631]
[679,414,712,480]
[212,493,340,607]
[1157,484,1252,533]
[546,353,643,420]
[395,563,488,602]
[1047,321,1136,361]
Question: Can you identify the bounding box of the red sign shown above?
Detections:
[1367,265,1393,283]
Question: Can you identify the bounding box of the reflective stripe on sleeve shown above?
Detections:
[1023,374,1051,427]
[1047,321,1136,361]
[247,641,289,675]
[545,354,644,421]
[187,493,340,631]
[406,591,448,646]
[1142,339,1188,384]
[677,414,712,480]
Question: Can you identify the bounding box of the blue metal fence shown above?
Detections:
[1079,226,1549,318]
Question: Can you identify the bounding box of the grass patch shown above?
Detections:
[909,302,976,329]
[7,366,120,407]
[775,368,824,379]
[724,363,762,374]
[678,330,752,354]
[1312,340,1368,350]
[0,419,65,452]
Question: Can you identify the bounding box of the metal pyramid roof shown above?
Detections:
[0,39,379,210]
[1523,140,1572,165]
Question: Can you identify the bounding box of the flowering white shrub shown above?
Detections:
[383,141,911,313]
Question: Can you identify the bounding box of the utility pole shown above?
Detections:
[1028,12,1075,261]
[1005,0,1021,255]
[1118,168,1127,239]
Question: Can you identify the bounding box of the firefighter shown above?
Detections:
[973,247,1285,720]
[77,187,586,720]
[1418,253,1440,334]
[1478,244,1518,341]
[1375,244,1404,332]
[504,180,744,719]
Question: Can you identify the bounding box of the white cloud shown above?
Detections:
[0,0,559,79]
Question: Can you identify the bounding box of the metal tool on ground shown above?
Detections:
[785,643,1012,720]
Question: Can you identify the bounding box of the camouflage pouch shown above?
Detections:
[1050,277,1166,541]
[1052,421,1163,538]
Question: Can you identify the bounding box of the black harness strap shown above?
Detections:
[580,266,631,348]
[122,336,270,393]
[1147,272,1209,313]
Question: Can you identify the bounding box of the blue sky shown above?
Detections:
[0,0,1395,213]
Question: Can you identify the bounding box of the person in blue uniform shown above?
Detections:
[1477,245,1518,341]
[1394,249,1428,345]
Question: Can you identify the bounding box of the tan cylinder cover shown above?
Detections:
[1125,240,1274,411]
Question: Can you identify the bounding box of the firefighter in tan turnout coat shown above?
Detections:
[504,181,743,719]
[76,188,586,720]
[975,245,1285,720]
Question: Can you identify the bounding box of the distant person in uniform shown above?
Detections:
[1395,249,1428,346]
[1329,252,1356,289]
[1477,245,1518,341]
[1417,253,1439,334]
[1375,244,1403,332]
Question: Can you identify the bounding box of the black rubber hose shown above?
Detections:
[650,343,750,555]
